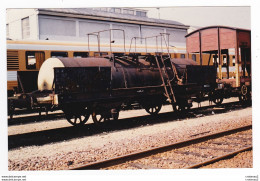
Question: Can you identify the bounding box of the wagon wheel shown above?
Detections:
[145,104,162,115]
[66,113,90,126]
[239,85,251,104]
[211,91,223,106]
[239,95,248,102]
[213,97,223,106]
[239,93,251,105]
[8,99,15,120]
[111,109,120,121]
[241,85,248,96]
[92,111,110,124]
[63,108,90,126]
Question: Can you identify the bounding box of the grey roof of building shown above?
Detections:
[38,8,189,29]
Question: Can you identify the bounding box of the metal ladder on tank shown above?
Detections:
[154,53,177,106]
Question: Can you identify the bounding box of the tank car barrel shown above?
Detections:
[35,54,217,126]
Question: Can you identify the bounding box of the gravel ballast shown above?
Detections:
[8,100,252,170]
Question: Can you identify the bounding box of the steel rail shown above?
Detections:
[185,146,252,169]
[9,100,240,120]
[69,124,252,170]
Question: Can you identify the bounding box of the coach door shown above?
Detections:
[35,51,45,69]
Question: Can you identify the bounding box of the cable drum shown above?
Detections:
[37,57,112,91]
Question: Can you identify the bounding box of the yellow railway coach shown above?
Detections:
[7,39,198,97]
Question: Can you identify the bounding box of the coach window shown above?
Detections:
[94,52,108,57]
[51,52,68,58]
[181,54,185,59]
[192,54,196,62]
[73,52,89,58]
[26,51,45,70]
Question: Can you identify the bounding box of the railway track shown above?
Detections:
[8,111,64,126]
[8,100,245,125]
[8,100,250,150]
[69,125,252,170]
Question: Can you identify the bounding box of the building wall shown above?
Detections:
[7,9,188,53]
[166,28,187,47]
[38,15,187,52]
[6,9,39,40]
[8,19,22,40]
[39,16,77,40]
[6,9,36,23]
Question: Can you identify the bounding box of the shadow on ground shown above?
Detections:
[8,101,249,150]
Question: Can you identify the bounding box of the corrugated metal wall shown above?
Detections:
[38,15,187,49]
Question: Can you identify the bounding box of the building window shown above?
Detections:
[128,10,134,15]
[51,52,68,58]
[192,54,196,61]
[100,8,107,11]
[22,17,30,39]
[40,18,76,36]
[123,9,135,15]
[6,24,9,38]
[140,11,147,17]
[136,11,141,16]
[109,8,115,13]
[93,8,101,11]
[114,8,121,13]
[181,54,185,58]
[136,11,147,17]
[73,52,89,58]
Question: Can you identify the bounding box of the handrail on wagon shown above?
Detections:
[87,29,126,56]
[129,33,171,56]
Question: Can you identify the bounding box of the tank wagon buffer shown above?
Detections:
[37,53,217,126]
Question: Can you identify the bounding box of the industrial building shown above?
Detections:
[6,8,189,53]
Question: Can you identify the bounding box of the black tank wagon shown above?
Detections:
[36,52,216,126]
